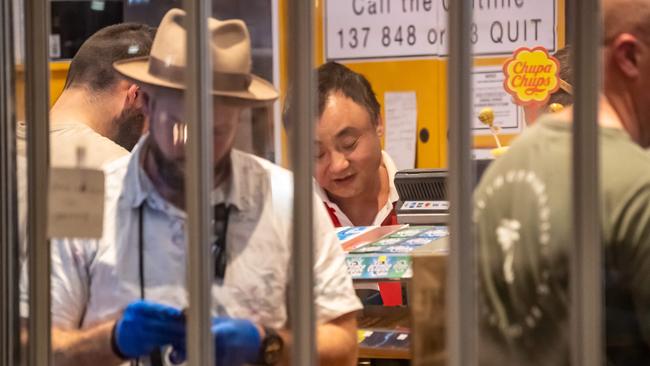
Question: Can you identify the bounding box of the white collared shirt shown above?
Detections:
[21,137,361,354]
[316,150,400,227]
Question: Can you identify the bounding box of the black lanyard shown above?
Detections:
[212,203,233,282]
[136,203,163,366]
[134,201,232,365]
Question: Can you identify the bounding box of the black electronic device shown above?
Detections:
[393,159,493,225]
[394,169,448,225]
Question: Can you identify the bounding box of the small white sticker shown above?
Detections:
[49,34,61,59]
[90,1,105,11]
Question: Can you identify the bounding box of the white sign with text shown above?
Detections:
[325,0,557,60]
[472,66,523,135]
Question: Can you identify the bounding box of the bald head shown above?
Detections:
[604,0,650,44]
[602,0,650,147]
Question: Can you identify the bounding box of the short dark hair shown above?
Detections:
[317,61,381,125]
[64,23,156,92]
[547,46,573,108]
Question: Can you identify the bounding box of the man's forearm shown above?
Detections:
[52,320,123,366]
[277,312,358,366]
[315,314,358,366]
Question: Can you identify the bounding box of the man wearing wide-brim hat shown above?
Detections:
[40,8,361,366]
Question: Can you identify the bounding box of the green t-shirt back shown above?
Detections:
[475,116,650,365]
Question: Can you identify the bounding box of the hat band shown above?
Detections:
[149,56,252,92]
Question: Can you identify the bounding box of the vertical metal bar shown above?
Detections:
[288,0,316,364]
[1,0,21,364]
[446,0,475,365]
[24,0,50,364]
[183,0,214,365]
[271,0,283,165]
[570,0,602,365]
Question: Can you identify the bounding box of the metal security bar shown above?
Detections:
[288,0,317,364]
[570,0,602,365]
[183,0,214,365]
[446,0,475,366]
[0,0,20,364]
[24,0,51,364]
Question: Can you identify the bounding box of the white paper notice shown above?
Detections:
[472,66,524,135]
[48,167,105,239]
[384,91,417,170]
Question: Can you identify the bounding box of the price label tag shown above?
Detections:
[49,34,61,59]
[48,167,104,239]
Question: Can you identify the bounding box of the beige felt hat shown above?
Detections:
[113,8,278,102]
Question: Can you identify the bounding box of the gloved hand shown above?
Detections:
[213,317,261,366]
[112,300,186,359]
[169,317,261,366]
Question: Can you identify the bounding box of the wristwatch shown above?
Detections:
[259,326,284,365]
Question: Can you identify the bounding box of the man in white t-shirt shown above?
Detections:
[17,22,156,167]
[287,62,399,227]
[16,23,156,262]
[25,8,362,366]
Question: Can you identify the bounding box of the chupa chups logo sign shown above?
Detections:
[503,46,560,106]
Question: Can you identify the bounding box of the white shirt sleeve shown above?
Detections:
[312,194,363,323]
[20,238,96,329]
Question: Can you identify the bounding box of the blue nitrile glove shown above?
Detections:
[112,300,186,359]
[213,317,261,366]
[169,317,261,366]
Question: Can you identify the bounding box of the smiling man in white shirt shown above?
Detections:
[297,62,399,227]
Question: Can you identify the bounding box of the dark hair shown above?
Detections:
[547,46,573,108]
[64,23,156,92]
[317,62,381,125]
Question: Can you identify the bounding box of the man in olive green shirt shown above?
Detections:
[474,0,650,364]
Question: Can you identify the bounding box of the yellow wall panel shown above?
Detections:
[15,61,70,123]
[345,60,443,167]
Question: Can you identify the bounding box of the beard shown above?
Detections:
[145,135,234,194]
[112,106,146,151]
[147,136,186,192]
